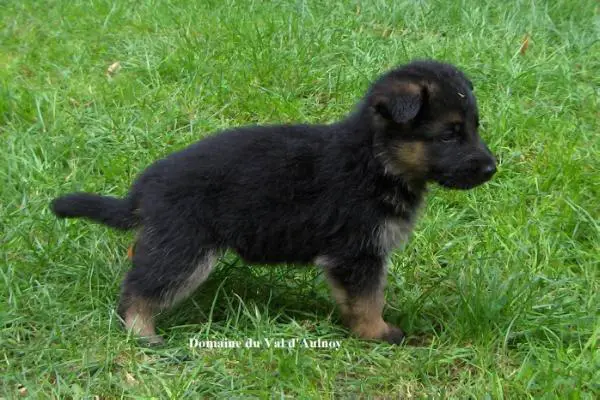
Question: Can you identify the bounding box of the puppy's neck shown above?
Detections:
[339,106,427,197]
[373,170,425,220]
[371,133,427,193]
[372,140,422,180]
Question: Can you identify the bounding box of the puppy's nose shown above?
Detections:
[481,161,497,179]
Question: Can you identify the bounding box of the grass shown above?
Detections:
[1,0,599,397]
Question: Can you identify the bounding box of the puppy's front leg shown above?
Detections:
[324,257,404,344]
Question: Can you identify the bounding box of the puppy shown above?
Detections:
[51,60,496,344]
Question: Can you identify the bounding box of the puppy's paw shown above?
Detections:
[140,334,165,347]
[382,324,405,345]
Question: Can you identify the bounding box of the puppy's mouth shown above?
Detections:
[432,157,497,190]
[435,173,494,190]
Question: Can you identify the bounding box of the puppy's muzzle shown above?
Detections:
[477,142,497,181]
[466,142,496,187]
[439,142,497,190]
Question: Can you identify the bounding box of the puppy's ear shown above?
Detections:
[373,82,425,124]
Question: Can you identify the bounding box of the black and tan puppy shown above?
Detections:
[51,60,496,344]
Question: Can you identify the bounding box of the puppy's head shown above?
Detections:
[367,60,496,190]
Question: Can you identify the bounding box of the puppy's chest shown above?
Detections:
[375,217,415,256]
[379,186,419,219]
[373,177,423,251]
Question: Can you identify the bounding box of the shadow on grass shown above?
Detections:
[157,254,339,335]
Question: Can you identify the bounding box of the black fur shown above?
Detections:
[51,193,139,230]
[51,60,496,344]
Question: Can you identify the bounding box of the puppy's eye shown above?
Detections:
[439,124,461,143]
[439,132,457,143]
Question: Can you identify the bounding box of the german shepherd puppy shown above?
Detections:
[51,60,496,345]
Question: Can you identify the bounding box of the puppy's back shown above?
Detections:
[129,123,375,263]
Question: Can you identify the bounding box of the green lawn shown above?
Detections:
[2,0,599,398]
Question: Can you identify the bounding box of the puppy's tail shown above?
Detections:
[50,193,139,230]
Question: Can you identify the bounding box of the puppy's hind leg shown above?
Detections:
[323,256,404,344]
[118,229,218,345]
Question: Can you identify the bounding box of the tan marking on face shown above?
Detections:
[393,141,428,179]
[440,112,464,126]
[426,112,467,142]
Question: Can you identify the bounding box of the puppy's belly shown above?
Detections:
[235,247,317,265]
[230,233,323,265]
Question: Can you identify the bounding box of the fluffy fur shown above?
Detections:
[51,60,496,344]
